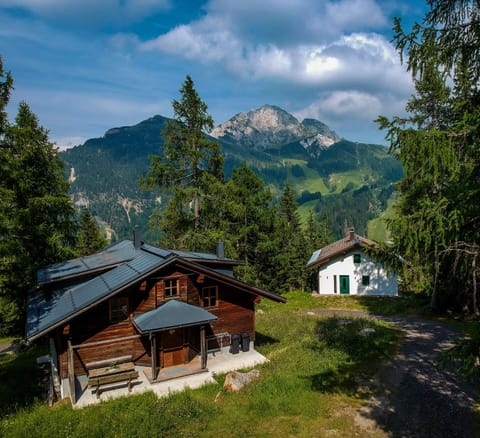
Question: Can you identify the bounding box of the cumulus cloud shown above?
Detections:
[295,91,382,122]
[139,0,408,91]
[293,89,409,142]
[137,0,413,144]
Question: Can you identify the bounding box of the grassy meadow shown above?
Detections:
[0,292,408,437]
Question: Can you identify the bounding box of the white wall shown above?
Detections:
[318,249,398,296]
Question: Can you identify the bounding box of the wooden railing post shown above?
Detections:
[200,325,206,369]
[151,334,157,381]
[67,339,75,404]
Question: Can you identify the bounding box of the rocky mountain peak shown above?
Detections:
[210,105,340,155]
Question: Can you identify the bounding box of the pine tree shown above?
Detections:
[224,163,275,283]
[0,87,75,332]
[143,76,224,249]
[261,182,308,292]
[76,208,108,256]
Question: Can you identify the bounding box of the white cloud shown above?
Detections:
[53,136,88,151]
[298,90,382,121]
[293,90,410,143]
[324,0,386,30]
[139,1,407,93]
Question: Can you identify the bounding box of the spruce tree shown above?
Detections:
[76,208,108,256]
[260,182,307,292]
[143,76,224,249]
[225,163,275,283]
[0,82,75,332]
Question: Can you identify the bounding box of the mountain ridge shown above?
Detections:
[210,104,340,156]
[60,106,402,241]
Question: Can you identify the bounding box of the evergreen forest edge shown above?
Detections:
[2,0,480,333]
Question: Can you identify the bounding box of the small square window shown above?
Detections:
[164,279,179,298]
[109,297,129,323]
[362,275,370,286]
[354,254,361,263]
[201,286,218,308]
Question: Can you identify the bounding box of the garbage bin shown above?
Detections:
[230,334,240,354]
[241,332,250,352]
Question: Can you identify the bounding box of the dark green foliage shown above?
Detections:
[313,184,395,238]
[61,116,168,243]
[75,208,108,256]
[0,67,76,334]
[143,76,224,247]
[62,114,401,243]
[0,344,47,418]
[305,210,333,290]
[225,163,274,267]
[257,183,308,292]
[378,1,480,312]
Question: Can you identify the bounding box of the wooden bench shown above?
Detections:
[86,356,139,398]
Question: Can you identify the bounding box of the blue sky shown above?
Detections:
[1,0,426,149]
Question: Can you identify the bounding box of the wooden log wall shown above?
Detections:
[209,287,256,342]
[55,265,260,379]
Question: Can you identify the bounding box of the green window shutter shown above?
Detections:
[362,275,370,286]
[354,254,361,263]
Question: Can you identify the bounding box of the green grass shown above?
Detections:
[328,172,364,194]
[367,197,397,242]
[0,337,21,345]
[0,295,403,437]
[259,290,431,316]
[0,345,48,418]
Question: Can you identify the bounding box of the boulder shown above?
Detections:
[223,369,260,392]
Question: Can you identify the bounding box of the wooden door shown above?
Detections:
[162,329,184,368]
[339,275,350,295]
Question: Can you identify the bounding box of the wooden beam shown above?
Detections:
[71,334,141,349]
[200,325,206,369]
[151,335,157,381]
[67,339,75,404]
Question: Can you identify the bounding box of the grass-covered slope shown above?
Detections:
[1,292,401,437]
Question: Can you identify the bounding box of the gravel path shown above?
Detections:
[308,310,479,437]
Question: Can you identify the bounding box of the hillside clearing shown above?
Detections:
[1,292,402,437]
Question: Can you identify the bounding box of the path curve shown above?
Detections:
[308,310,478,437]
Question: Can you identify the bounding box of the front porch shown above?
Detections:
[72,347,268,408]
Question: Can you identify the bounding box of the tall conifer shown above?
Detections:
[378,1,480,311]
[143,76,224,249]
[0,75,75,332]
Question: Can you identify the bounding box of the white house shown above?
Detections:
[307,228,398,296]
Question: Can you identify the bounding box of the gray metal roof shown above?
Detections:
[37,240,137,285]
[132,300,217,333]
[27,239,285,342]
[26,249,174,341]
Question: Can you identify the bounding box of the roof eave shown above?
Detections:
[132,317,218,334]
[26,256,181,343]
[175,258,287,303]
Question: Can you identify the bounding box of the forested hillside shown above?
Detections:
[61,107,402,242]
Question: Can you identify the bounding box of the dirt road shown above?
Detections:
[310,310,478,437]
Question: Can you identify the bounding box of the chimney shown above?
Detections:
[134,226,142,250]
[216,240,224,259]
[346,227,355,241]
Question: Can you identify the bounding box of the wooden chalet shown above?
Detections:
[26,231,285,404]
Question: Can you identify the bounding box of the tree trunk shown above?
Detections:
[193,190,199,231]
[473,255,479,316]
